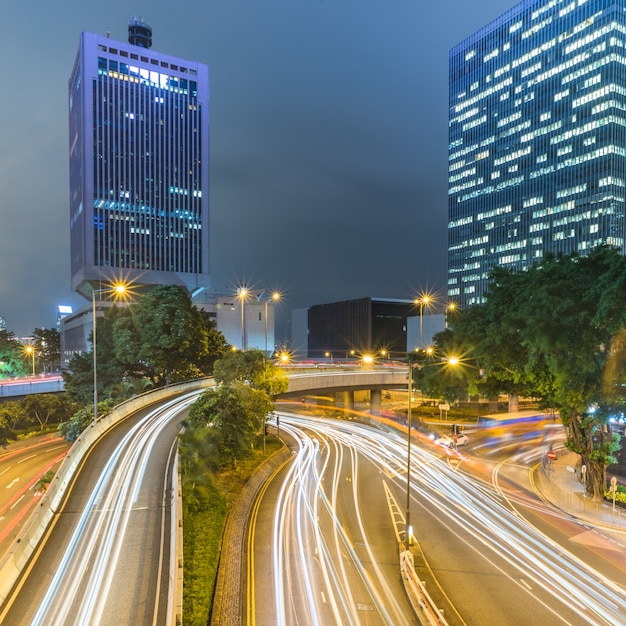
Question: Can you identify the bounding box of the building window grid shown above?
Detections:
[449,1,626,306]
[92,64,203,274]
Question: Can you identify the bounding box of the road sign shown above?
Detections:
[547,450,556,461]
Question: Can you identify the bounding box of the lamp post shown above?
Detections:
[404,351,459,552]
[446,302,457,329]
[92,283,126,421]
[237,287,249,350]
[405,356,414,551]
[415,295,431,348]
[264,291,281,357]
[24,345,35,377]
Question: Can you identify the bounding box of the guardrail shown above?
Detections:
[401,550,448,625]
[0,378,213,608]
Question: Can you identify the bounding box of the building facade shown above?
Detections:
[293,297,416,360]
[448,0,626,307]
[68,18,210,300]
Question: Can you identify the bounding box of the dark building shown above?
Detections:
[304,297,415,360]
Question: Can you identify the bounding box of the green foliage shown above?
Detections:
[438,246,626,500]
[22,394,76,430]
[32,328,61,373]
[188,382,273,467]
[0,330,28,379]
[113,285,227,386]
[35,470,55,494]
[59,405,95,442]
[213,349,288,398]
[62,285,229,406]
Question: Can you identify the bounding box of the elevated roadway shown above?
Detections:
[279,366,408,397]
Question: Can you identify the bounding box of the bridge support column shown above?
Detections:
[370,389,381,414]
[336,391,354,410]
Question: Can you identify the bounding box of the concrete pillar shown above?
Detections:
[336,390,354,410]
[370,389,381,414]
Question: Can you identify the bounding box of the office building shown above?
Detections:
[68,18,210,299]
[448,0,626,307]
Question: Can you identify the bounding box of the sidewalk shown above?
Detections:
[533,448,626,530]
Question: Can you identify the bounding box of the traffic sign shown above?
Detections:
[547,450,557,461]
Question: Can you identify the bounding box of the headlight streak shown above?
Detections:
[276,413,626,626]
[31,392,200,626]
[271,419,398,624]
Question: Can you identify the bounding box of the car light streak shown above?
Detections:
[30,392,200,626]
[267,417,414,625]
[270,412,626,625]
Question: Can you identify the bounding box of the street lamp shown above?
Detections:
[404,351,459,552]
[264,291,281,357]
[406,356,414,551]
[92,283,127,421]
[24,345,35,377]
[237,286,249,350]
[446,302,457,329]
[414,294,432,348]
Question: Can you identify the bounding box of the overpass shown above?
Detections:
[0,375,65,399]
[0,367,409,409]
[278,366,409,412]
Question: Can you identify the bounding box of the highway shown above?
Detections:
[0,392,199,626]
[0,436,70,556]
[247,411,626,625]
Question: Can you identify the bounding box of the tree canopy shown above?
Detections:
[63,285,229,406]
[434,246,626,500]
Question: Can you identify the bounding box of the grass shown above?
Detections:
[182,435,282,626]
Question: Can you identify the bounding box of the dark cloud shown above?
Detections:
[0,0,506,339]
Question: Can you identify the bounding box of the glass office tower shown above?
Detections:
[68,19,210,299]
[448,0,626,307]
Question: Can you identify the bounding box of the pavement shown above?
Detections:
[532,447,626,531]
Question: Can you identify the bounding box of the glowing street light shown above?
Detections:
[237,286,249,350]
[92,283,127,421]
[24,345,35,377]
[446,302,458,329]
[404,350,458,552]
[414,294,432,348]
[264,291,281,357]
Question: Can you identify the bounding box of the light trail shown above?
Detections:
[269,412,626,625]
[28,391,200,626]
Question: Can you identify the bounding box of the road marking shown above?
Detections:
[520,579,532,590]
[6,478,19,489]
[17,454,37,464]
[10,495,25,510]
[0,467,11,477]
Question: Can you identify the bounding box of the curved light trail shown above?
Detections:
[266,412,626,626]
[27,392,200,626]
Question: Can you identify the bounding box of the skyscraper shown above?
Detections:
[448,0,626,307]
[68,18,210,299]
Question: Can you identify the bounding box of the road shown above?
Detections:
[0,392,198,626]
[0,436,70,557]
[247,411,626,625]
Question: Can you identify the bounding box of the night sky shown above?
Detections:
[0,0,508,340]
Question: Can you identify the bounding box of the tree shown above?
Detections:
[32,328,61,373]
[113,285,226,386]
[0,330,28,379]
[442,246,626,500]
[213,349,288,398]
[188,382,273,467]
[62,286,229,406]
[22,394,76,430]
